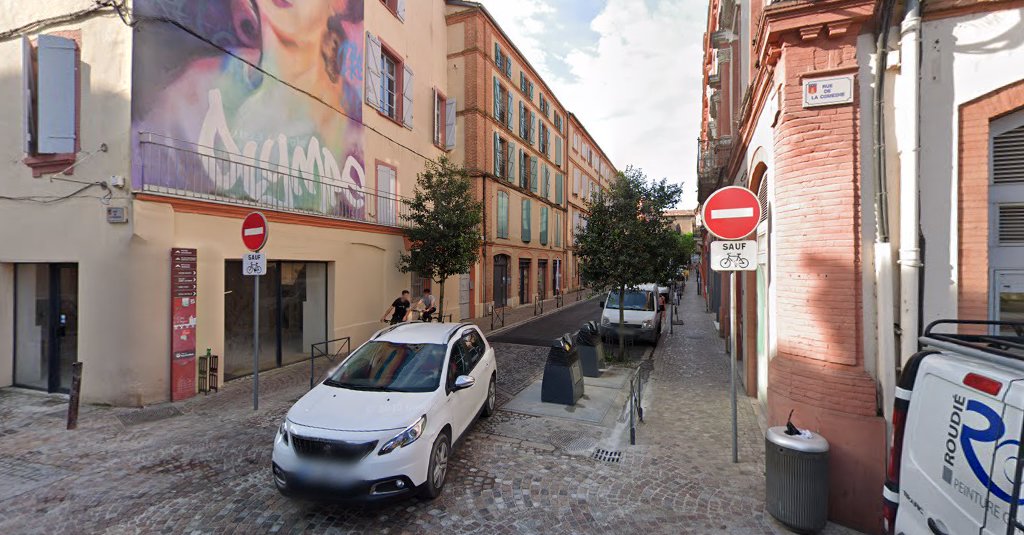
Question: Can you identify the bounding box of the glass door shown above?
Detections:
[519,260,531,304]
[14,264,78,393]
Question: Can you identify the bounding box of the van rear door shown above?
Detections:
[897,354,1023,535]
[982,379,1024,535]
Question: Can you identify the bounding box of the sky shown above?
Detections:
[477,0,708,209]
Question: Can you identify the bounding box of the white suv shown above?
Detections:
[272,322,497,501]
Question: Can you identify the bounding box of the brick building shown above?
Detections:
[697,0,1024,532]
[566,114,616,290]
[444,1,614,315]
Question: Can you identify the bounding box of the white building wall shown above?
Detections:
[919,8,1024,325]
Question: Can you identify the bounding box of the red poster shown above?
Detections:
[171,249,198,401]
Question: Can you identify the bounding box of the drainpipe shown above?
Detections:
[897,0,922,367]
[873,0,899,444]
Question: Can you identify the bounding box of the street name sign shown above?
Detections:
[701,186,761,240]
[710,240,757,272]
[241,212,269,252]
[243,253,267,276]
[803,74,854,108]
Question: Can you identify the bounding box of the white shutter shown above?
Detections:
[396,0,406,22]
[402,65,414,129]
[365,32,383,111]
[445,98,457,150]
[23,36,34,154]
[36,35,76,154]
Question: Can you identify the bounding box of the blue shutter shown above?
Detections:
[497,192,508,238]
[519,149,526,188]
[555,136,562,166]
[506,92,513,129]
[493,77,500,120]
[493,132,500,176]
[540,207,548,246]
[518,101,525,138]
[507,142,515,181]
[556,173,563,205]
[504,57,511,77]
[529,112,535,145]
[36,35,77,154]
[530,156,538,192]
[522,200,531,242]
[495,43,500,66]
[544,166,551,198]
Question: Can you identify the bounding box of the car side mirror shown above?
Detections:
[453,375,475,391]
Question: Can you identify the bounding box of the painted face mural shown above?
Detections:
[132,0,366,218]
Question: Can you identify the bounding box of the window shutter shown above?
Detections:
[994,123,1024,184]
[445,98,457,150]
[522,200,531,242]
[530,156,538,192]
[555,137,562,166]
[544,166,550,198]
[519,101,525,137]
[505,57,511,77]
[507,142,515,181]
[493,133,500,176]
[506,92,513,130]
[520,72,525,92]
[365,32,383,111]
[36,35,76,154]
[494,43,501,67]
[493,77,500,120]
[556,173,563,204]
[23,36,35,154]
[396,0,406,22]
[999,204,1024,245]
[402,65,414,129]
[432,89,439,145]
[529,81,534,100]
[540,207,548,245]
[530,113,536,145]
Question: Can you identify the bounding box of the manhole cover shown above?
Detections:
[117,406,183,427]
[549,430,598,453]
[592,448,622,463]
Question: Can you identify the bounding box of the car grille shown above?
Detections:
[290,435,378,462]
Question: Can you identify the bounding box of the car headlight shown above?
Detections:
[378,415,426,455]
[641,320,653,329]
[601,316,610,326]
[278,420,291,447]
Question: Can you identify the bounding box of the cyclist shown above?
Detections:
[380,291,412,325]
[415,288,438,322]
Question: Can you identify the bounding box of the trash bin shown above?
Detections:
[765,425,829,533]
[575,321,605,377]
[541,334,585,405]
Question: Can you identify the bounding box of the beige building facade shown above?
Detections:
[0,0,458,405]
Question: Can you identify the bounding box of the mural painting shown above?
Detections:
[132,0,366,219]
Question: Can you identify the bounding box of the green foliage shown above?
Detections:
[398,157,483,316]
[574,167,681,358]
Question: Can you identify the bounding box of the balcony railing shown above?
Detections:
[138,133,411,228]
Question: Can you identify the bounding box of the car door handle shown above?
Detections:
[926,517,949,535]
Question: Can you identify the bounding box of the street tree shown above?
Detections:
[575,166,682,357]
[398,156,483,320]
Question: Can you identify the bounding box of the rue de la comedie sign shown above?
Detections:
[802,74,854,108]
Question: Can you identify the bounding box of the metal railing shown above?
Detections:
[139,133,412,227]
[490,303,506,331]
[310,337,351,389]
[628,365,647,445]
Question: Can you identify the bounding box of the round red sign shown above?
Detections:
[241,212,269,252]
[701,186,761,240]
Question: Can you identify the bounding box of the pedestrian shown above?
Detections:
[381,290,412,325]
[416,288,438,322]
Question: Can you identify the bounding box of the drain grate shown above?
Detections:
[117,406,183,427]
[548,430,598,453]
[592,448,622,463]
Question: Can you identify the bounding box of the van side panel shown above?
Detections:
[983,381,1024,534]
[896,355,1024,535]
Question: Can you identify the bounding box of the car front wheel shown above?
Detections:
[420,431,451,500]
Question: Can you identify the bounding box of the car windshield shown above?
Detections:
[324,341,446,393]
[606,291,653,311]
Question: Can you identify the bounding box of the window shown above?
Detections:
[497,191,509,239]
[457,329,487,370]
[554,212,562,247]
[519,72,534,99]
[554,113,563,133]
[433,89,451,149]
[366,35,414,128]
[493,77,512,130]
[494,134,514,179]
[539,93,549,117]
[22,34,80,176]
[539,123,549,155]
[555,173,564,205]
[573,168,581,196]
[540,207,549,246]
[522,199,532,242]
[376,162,398,226]
[543,166,550,198]
[494,43,511,77]
[380,0,406,21]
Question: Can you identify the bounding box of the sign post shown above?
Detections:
[702,187,761,464]
[242,212,269,411]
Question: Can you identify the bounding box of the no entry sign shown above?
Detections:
[701,186,761,240]
[241,212,268,252]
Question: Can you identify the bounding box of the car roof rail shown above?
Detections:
[921,319,1024,361]
[372,322,407,340]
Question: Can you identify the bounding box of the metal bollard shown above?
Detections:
[67,361,83,430]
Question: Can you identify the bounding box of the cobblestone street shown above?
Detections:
[0,288,859,534]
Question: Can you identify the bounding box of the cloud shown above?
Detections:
[476,0,706,208]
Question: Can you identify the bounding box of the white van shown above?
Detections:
[883,320,1024,535]
[598,284,662,345]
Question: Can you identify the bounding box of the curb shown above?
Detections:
[485,295,598,337]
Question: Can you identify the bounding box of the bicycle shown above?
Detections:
[719,253,749,269]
